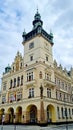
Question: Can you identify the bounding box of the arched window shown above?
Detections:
[72,109,73,115]
[65,108,67,118]
[21,75,23,85]
[57,106,60,119]
[61,107,64,118]
[56,91,58,99]
[14,78,16,87]
[17,77,20,86]
[10,79,13,88]
[69,108,71,118]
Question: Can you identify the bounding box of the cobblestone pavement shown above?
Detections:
[0,124,73,130]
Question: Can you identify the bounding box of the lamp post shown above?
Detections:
[65,108,68,130]
[1,114,5,130]
[64,97,68,130]
[14,115,16,130]
[23,115,24,124]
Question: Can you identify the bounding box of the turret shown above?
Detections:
[32,9,43,29]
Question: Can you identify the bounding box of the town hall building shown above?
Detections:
[0,10,73,125]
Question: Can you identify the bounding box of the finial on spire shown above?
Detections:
[37,6,38,13]
[32,9,43,29]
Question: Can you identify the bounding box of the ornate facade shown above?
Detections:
[0,10,73,125]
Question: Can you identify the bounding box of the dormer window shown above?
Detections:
[29,42,34,49]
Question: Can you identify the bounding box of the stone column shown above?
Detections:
[37,110,40,123]
[14,113,19,123]
[0,114,2,123]
[22,111,25,124]
[4,113,10,123]
[26,111,30,123]
[40,99,45,124]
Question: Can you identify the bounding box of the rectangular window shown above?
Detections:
[2,95,6,104]
[17,91,22,101]
[30,55,33,61]
[72,109,73,115]
[57,107,60,119]
[45,73,51,81]
[62,82,64,89]
[56,91,58,99]
[20,62,22,69]
[46,56,48,61]
[55,77,57,84]
[27,72,33,81]
[9,93,15,102]
[29,88,34,98]
[47,88,51,98]
[3,83,6,91]
[59,92,62,100]
[29,42,34,49]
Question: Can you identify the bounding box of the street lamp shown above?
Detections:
[14,115,16,130]
[64,97,68,130]
[22,115,24,124]
[65,108,68,130]
[1,114,5,130]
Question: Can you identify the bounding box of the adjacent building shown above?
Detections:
[0,10,73,124]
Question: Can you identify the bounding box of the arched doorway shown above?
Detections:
[16,106,22,123]
[0,108,5,123]
[47,104,56,123]
[26,105,37,123]
[8,107,14,123]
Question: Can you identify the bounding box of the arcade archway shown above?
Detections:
[26,105,37,123]
[16,106,22,123]
[47,104,56,123]
[0,108,5,123]
[8,107,14,123]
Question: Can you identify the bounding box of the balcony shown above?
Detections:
[25,79,36,87]
[44,79,55,88]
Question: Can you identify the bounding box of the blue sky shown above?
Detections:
[0,0,73,86]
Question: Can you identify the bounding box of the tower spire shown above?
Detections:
[32,10,43,29]
[36,5,39,14]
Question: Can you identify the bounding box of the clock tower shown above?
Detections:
[22,10,54,67]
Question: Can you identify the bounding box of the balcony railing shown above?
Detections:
[44,79,55,87]
[25,79,36,87]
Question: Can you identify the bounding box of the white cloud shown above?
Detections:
[0,0,73,85]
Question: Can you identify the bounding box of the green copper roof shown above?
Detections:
[22,11,54,45]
